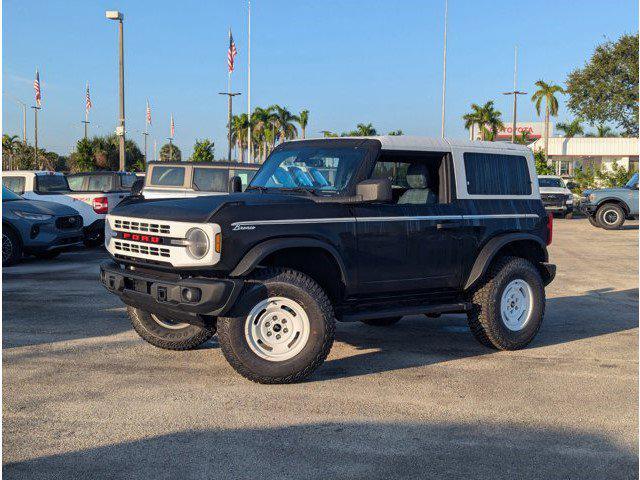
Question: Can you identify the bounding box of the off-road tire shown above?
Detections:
[128,306,216,351]
[33,250,61,260]
[2,228,22,267]
[467,256,545,350]
[587,215,600,228]
[361,317,402,326]
[217,268,335,384]
[596,203,626,230]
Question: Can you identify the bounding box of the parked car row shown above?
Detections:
[1,163,260,266]
[580,172,639,229]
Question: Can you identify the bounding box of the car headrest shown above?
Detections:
[406,163,430,189]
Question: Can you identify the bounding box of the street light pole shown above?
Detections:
[503,46,527,143]
[218,92,241,162]
[106,10,126,171]
[440,0,448,138]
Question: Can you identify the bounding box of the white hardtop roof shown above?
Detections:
[3,170,62,176]
[538,175,562,179]
[297,135,530,153]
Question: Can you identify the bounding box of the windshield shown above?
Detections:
[249,147,365,193]
[539,177,565,188]
[35,174,70,193]
[2,186,22,201]
[625,173,638,188]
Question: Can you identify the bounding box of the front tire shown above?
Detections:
[596,203,626,230]
[2,229,22,267]
[128,307,216,351]
[467,256,545,350]
[217,268,335,384]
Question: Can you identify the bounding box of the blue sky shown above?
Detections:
[2,0,637,159]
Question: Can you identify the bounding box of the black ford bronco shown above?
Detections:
[100,137,555,384]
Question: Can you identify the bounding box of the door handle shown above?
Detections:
[437,221,462,230]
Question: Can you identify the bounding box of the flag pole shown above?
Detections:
[247,0,252,164]
[440,0,448,138]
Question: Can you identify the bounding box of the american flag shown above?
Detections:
[146,100,152,126]
[227,29,238,73]
[85,82,92,113]
[170,114,174,138]
[34,69,41,107]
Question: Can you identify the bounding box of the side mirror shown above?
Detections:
[566,181,577,190]
[131,178,144,196]
[356,178,392,202]
[228,175,243,193]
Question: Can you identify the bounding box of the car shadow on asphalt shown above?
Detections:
[315,288,638,382]
[3,421,636,480]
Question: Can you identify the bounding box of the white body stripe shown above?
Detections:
[231,213,538,228]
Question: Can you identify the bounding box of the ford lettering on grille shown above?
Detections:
[115,231,164,244]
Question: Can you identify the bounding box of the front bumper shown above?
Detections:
[580,202,598,216]
[22,221,84,253]
[100,261,243,323]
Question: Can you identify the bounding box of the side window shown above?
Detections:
[370,154,447,205]
[149,166,186,187]
[231,169,257,191]
[464,153,531,195]
[121,174,137,189]
[87,175,113,192]
[193,168,228,192]
[67,176,85,191]
[2,176,26,195]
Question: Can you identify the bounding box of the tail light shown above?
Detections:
[93,196,109,214]
[546,212,553,245]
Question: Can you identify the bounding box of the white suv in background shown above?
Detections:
[538,175,574,218]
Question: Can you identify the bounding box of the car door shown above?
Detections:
[351,152,466,294]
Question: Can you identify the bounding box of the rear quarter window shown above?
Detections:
[464,152,531,195]
[149,166,186,187]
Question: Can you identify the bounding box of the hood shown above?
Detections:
[3,198,79,216]
[539,186,570,195]
[586,187,628,196]
[110,191,315,223]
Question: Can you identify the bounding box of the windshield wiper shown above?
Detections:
[276,187,318,196]
[246,185,268,193]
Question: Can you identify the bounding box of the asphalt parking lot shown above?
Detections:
[3,218,638,479]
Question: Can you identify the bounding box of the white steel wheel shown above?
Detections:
[245,296,311,362]
[500,279,533,332]
[151,313,190,330]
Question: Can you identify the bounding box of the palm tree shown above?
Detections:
[2,134,20,170]
[320,130,338,138]
[475,101,504,141]
[556,118,584,138]
[343,123,378,136]
[251,107,273,162]
[586,124,618,137]
[231,114,250,162]
[269,105,298,143]
[462,103,483,140]
[297,110,309,139]
[531,80,564,163]
[388,130,403,136]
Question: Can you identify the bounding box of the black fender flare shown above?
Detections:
[595,197,630,215]
[229,237,350,285]
[463,233,548,291]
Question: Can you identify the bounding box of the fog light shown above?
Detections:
[181,287,201,303]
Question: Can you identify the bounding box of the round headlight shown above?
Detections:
[185,228,209,259]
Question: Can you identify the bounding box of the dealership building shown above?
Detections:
[479,122,638,177]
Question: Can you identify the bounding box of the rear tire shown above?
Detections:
[217,268,335,384]
[128,306,216,351]
[467,256,545,350]
[2,229,22,267]
[596,203,626,230]
[361,317,402,327]
[587,215,601,228]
